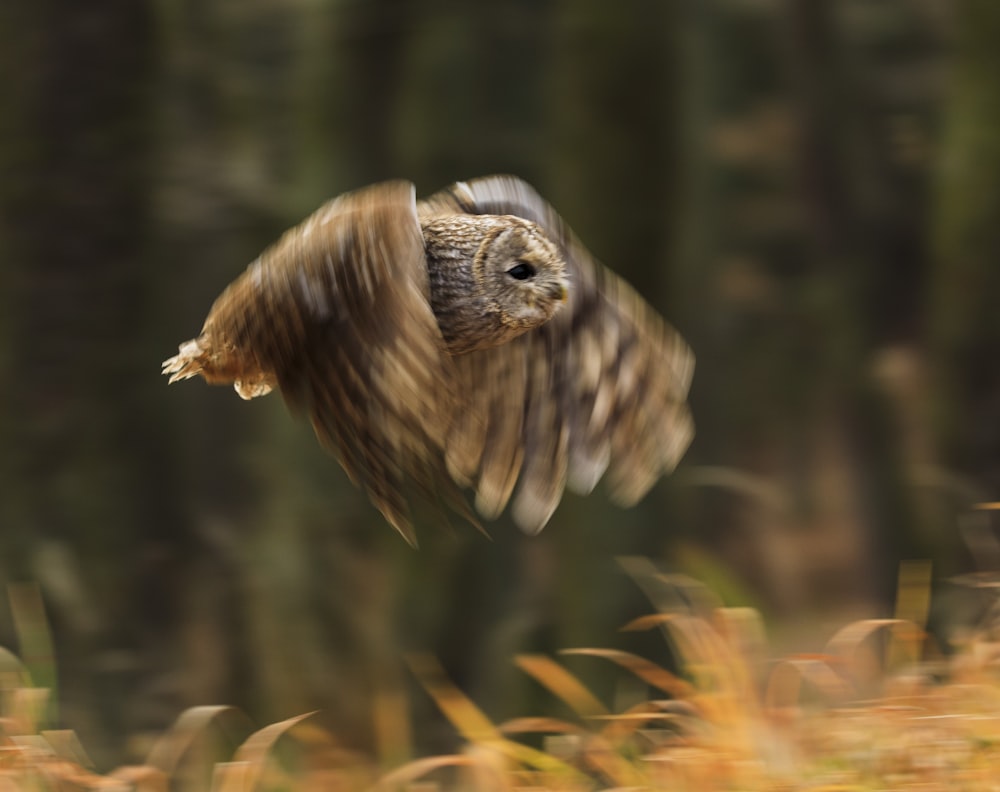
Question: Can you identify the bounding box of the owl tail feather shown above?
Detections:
[162,337,274,400]
[162,339,207,384]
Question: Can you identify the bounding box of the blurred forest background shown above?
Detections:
[0,0,997,767]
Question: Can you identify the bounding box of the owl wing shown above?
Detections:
[201,181,463,545]
[418,176,694,533]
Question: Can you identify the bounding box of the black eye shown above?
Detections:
[507,261,535,280]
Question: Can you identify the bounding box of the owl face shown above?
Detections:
[475,217,568,331]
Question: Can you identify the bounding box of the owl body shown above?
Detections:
[163,176,694,543]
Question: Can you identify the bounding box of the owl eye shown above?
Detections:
[507,261,536,280]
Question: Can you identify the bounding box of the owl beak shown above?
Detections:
[554,282,568,303]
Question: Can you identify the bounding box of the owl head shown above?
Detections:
[474,216,568,332]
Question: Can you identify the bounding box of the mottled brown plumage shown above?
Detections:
[422,213,567,355]
[162,176,694,544]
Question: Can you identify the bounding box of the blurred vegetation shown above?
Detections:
[1,568,1000,790]
[0,0,996,768]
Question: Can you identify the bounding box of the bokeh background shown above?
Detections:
[1,0,997,766]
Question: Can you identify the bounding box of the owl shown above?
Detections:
[163,176,694,545]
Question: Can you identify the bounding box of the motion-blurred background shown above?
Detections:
[0,0,995,766]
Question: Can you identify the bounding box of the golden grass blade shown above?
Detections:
[210,761,251,792]
[506,658,652,786]
[895,561,932,628]
[764,658,852,710]
[230,711,317,791]
[513,655,608,719]
[578,733,646,788]
[621,612,765,753]
[713,607,768,670]
[405,653,502,742]
[39,759,131,791]
[591,700,700,744]
[560,648,695,698]
[497,717,586,736]
[9,734,53,753]
[0,646,31,690]
[232,711,317,763]
[146,706,251,776]
[621,613,679,632]
[670,616,726,672]
[618,557,724,616]
[654,572,726,614]
[893,561,932,669]
[6,687,51,736]
[504,718,646,787]
[826,618,925,688]
[406,653,585,777]
[9,583,56,725]
[41,729,94,769]
[621,614,710,686]
[374,754,475,790]
[461,743,514,792]
[108,765,169,792]
[624,614,751,717]
[621,613,676,632]
[489,742,581,776]
[498,700,695,783]
[374,671,412,769]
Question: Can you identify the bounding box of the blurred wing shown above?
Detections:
[201,181,461,544]
[419,175,694,533]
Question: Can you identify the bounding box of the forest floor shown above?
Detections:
[1,572,999,791]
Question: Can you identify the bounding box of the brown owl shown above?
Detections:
[163,176,694,544]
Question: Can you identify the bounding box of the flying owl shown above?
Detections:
[163,176,694,544]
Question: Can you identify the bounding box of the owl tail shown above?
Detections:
[162,338,208,383]
[162,337,274,400]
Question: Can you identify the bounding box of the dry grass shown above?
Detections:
[2,564,1000,791]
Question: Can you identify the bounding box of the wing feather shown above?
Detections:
[196,181,459,543]
[420,175,694,533]
[451,347,527,519]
